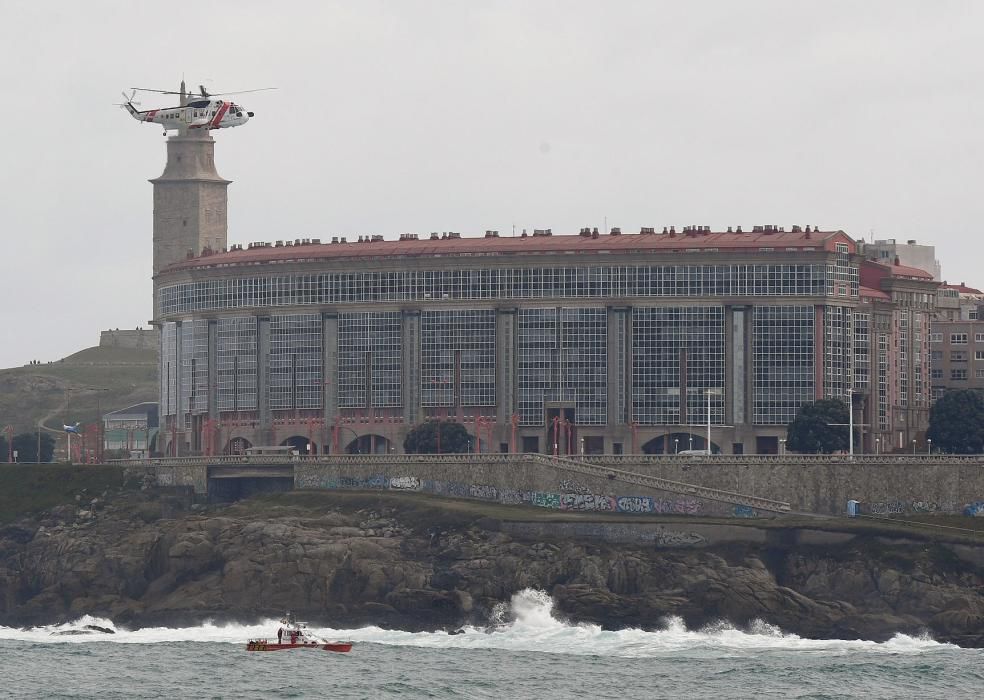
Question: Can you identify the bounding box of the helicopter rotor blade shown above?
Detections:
[199,84,209,98]
[207,87,277,96]
[130,87,184,95]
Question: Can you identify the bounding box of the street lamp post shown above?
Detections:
[875,437,880,455]
[847,388,853,459]
[927,438,932,455]
[779,438,786,456]
[911,439,916,455]
[688,435,693,451]
[674,438,679,454]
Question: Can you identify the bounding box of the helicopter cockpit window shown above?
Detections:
[188,100,210,108]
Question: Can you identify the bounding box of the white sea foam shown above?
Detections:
[0,589,954,657]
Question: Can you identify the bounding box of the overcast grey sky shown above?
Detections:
[1,0,982,368]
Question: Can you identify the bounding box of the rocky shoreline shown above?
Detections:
[1,488,983,647]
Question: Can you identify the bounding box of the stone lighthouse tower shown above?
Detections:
[151,81,230,275]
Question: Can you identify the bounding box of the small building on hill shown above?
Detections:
[103,402,159,456]
[99,328,158,350]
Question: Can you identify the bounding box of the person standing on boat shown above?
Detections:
[277,627,283,644]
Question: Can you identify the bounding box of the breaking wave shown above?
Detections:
[0,589,953,658]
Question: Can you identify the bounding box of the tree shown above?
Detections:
[927,389,984,454]
[10,432,56,463]
[403,420,472,454]
[785,399,849,454]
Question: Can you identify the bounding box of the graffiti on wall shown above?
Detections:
[615,496,654,513]
[654,526,706,548]
[867,501,906,515]
[296,468,708,516]
[733,505,757,518]
[652,498,701,515]
[559,479,590,495]
[530,492,561,509]
[500,489,528,505]
[560,494,617,512]
[963,502,984,517]
[469,484,499,501]
[389,476,421,491]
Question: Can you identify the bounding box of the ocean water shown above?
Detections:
[1,590,981,699]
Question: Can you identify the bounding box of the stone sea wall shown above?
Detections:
[294,462,725,516]
[149,455,984,517]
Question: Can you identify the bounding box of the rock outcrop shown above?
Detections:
[1,489,983,646]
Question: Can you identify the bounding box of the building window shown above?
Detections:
[269,314,323,410]
[217,316,258,411]
[519,307,609,426]
[752,306,814,425]
[338,312,402,408]
[930,333,942,343]
[951,351,968,362]
[951,333,968,345]
[951,369,968,380]
[977,369,984,379]
[976,333,984,343]
[931,350,943,361]
[976,351,984,361]
[155,260,852,317]
[931,368,943,379]
[180,319,209,415]
[836,243,849,254]
[421,310,496,408]
[633,306,725,426]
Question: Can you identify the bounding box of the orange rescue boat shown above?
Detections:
[246,612,352,653]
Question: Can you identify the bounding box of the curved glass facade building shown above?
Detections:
[153,226,933,456]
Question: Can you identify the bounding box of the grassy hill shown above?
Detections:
[0,344,157,434]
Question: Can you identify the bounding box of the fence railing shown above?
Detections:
[113,453,984,468]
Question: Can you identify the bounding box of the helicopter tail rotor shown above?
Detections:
[116,90,143,117]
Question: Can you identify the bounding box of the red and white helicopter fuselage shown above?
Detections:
[124,97,252,131]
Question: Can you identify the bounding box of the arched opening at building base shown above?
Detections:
[642,432,720,455]
[345,434,391,454]
[223,437,252,455]
[280,435,316,454]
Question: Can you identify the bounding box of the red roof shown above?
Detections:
[860,285,891,301]
[942,283,983,295]
[163,228,853,273]
[860,259,934,289]
[889,263,934,279]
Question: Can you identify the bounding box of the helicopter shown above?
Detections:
[120,81,275,133]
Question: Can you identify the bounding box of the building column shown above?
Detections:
[174,321,185,455]
[207,320,218,421]
[496,308,517,425]
[257,315,272,444]
[607,306,629,428]
[402,310,420,426]
[729,306,747,428]
[322,313,338,447]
